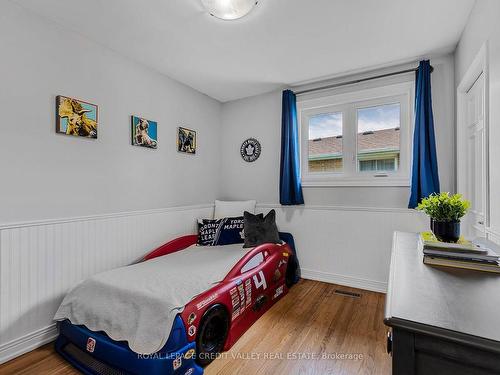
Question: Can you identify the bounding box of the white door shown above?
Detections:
[462,73,486,238]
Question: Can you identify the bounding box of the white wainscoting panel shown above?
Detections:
[486,228,500,246]
[0,202,428,363]
[0,204,213,364]
[257,204,429,293]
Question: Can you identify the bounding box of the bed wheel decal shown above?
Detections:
[195,304,229,367]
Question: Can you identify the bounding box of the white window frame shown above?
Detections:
[298,81,414,187]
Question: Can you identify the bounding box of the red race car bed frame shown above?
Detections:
[55,232,298,375]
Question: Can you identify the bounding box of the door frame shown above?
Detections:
[456,42,489,235]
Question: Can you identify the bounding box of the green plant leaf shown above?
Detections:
[416,192,470,221]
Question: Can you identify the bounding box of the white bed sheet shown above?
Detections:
[54,243,248,354]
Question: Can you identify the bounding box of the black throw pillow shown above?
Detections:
[198,216,245,246]
[243,210,280,248]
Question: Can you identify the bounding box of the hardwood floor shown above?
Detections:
[0,280,391,375]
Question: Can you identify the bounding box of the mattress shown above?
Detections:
[54,243,249,354]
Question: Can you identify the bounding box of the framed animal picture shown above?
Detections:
[131,116,158,149]
[56,95,98,138]
[177,127,196,154]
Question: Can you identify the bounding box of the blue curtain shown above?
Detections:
[280,90,304,205]
[408,60,440,208]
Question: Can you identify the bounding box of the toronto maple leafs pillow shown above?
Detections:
[198,216,245,246]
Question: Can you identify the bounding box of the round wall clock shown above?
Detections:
[240,138,261,162]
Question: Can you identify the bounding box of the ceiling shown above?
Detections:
[14,0,475,102]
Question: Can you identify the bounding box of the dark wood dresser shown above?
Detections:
[384,232,500,375]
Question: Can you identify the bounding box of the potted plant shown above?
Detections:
[417,193,470,243]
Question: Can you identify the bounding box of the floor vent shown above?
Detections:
[334,289,361,298]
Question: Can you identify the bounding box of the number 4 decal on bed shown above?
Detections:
[253,270,267,290]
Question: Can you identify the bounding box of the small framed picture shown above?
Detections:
[177,127,196,154]
[131,115,158,149]
[56,95,98,138]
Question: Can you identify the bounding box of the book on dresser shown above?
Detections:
[419,231,484,253]
[423,255,500,273]
[420,232,500,274]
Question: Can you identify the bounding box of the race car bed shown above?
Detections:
[54,232,298,375]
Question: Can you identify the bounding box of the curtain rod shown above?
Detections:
[294,65,434,95]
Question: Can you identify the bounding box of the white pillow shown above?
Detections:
[214,200,256,219]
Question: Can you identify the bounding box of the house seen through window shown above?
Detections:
[356,103,401,172]
[300,81,412,186]
[308,112,343,172]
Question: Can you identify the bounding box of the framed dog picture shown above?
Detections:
[56,95,98,138]
[131,116,158,149]
[177,127,196,154]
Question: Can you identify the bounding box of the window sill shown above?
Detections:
[301,176,410,187]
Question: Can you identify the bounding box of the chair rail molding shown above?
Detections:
[256,203,423,214]
[0,203,214,230]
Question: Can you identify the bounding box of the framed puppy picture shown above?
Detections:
[56,95,98,138]
[177,127,196,154]
[131,116,158,149]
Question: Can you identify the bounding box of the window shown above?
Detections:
[299,81,413,186]
[308,112,343,172]
[241,252,264,273]
[357,103,401,173]
[359,158,396,172]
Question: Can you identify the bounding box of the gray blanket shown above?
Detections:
[54,244,249,354]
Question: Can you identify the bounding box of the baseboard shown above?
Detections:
[301,268,388,293]
[0,324,58,364]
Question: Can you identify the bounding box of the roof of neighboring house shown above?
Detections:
[308,128,400,157]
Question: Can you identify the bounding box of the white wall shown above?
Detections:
[455,0,500,243]
[0,1,222,225]
[455,0,500,81]
[0,1,222,363]
[219,55,454,291]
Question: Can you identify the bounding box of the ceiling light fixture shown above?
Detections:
[201,0,258,20]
